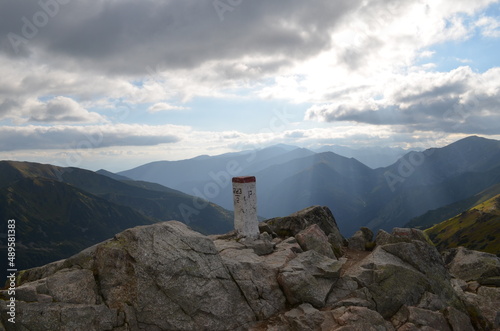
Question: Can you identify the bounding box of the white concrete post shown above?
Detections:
[232,176,259,238]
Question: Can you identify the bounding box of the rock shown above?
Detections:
[475,286,500,329]
[348,227,373,251]
[375,229,392,246]
[265,206,346,260]
[14,284,38,303]
[328,306,395,330]
[392,305,465,331]
[466,281,480,293]
[2,207,499,331]
[295,224,336,259]
[443,306,474,331]
[375,228,431,246]
[416,292,447,311]
[17,241,103,286]
[265,206,344,243]
[479,276,500,287]
[391,227,430,242]
[258,222,276,237]
[455,283,500,330]
[344,240,461,318]
[217,244,288,320]
[450,278,468,293]
[443,246,500,282]
[240,236,276,256]
[406,306,451,331]
[331,296,376,310]
[12,302,118,331]
[46,269,99,305]
[325,275,359,306]
[262,305,395,331]
[278,250,343,308]
[2,221,257,330]
[282,303,325,331]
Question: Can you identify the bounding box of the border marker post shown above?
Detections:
[232,176,258,238]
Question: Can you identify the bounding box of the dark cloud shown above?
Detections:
[0,125,181,151]
[0,0,359,75]
[0,98,19,116]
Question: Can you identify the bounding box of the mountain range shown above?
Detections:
[119,135,500,236]
[2,135,499,275]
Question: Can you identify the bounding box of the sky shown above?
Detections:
[0,0,500,172]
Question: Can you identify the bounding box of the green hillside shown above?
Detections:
[0,161,234,276]
[0,176,156,273]
[406,183,500,230]
[425,194,500,255]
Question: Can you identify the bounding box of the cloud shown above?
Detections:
[0,0,356,75]
[27,96,105,123]
[476,16,500,37]
[1,0,497,110]
[0,124,185,151]
[284,131,307,139]
[0,0,499,164]
[305,66,500,134]
[148,102,189,113]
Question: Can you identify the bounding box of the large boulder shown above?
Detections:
[1,221,256,330]
[375,227,432,246]
[278,250,344,308]
[443,246,500,284]
[344,240,462,318]
[295,224,336,259]
[265,206,346,259]
[251,304,394,331]
[214,236,292,320]
[348,227,374,251]
[265,206,345,245]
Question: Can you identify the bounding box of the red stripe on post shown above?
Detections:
[232,176,256,183]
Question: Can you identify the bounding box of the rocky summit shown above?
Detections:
[1,206,499,330]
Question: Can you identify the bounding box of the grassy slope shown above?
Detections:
[406,183,500,230]
[425,194,500,255]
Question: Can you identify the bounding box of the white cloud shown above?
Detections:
[476,16,500,37]
[148,102,189,113]
[27,96,106,123]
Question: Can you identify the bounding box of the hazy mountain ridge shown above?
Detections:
[313,144,409,169]
[118,136,500,236]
